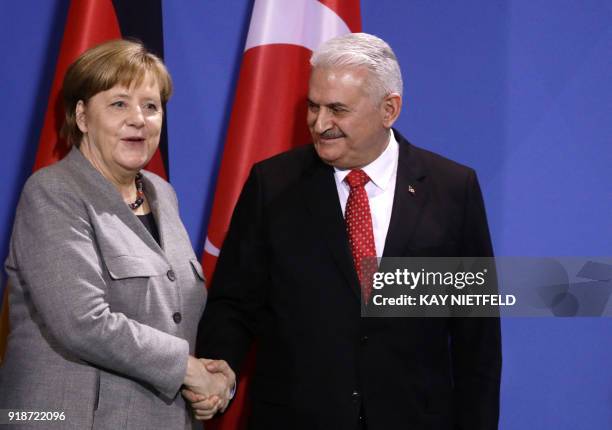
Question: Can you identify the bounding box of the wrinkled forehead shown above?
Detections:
[308,65,373,101]
[310,65,370,83]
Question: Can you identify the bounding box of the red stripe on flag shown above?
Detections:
[33,0,167,179]
[204,45,311,279]
[318,0,362,32]
[1,0,122,365]
[34,0,121,172]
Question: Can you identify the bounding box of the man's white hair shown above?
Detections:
[310,32,403,101]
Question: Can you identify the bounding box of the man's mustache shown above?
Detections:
[319,129,345,139]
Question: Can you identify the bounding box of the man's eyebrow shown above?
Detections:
[307,99,349,110]
[308,99,346,106]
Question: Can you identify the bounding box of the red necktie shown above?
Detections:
[344,169,377,303]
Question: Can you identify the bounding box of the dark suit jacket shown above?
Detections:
[197,130,501,430]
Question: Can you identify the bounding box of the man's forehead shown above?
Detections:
[308,66,370,100]
[310,65,369,82]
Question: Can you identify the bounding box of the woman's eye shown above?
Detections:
[145,103,159,111]
[111,101,126,108]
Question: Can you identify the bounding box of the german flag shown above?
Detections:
[0,0,168,363]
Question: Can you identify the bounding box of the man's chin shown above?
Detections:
[314,145,339,165]
[315,153,350,170]
[319,158,336,167]
[315,150,364,170]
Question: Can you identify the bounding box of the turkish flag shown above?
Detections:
[0,0,168,362]
[201,1,361,428]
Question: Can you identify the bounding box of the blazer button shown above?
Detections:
[361,335,369,343]
[351,391,361,403]
[167,269,176,281]
[173,312,182,324]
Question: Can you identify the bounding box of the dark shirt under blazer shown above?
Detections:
[0,147,206,429]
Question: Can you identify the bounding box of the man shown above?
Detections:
[195,33,501,429]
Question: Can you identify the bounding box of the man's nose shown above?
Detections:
[312,108,332,134]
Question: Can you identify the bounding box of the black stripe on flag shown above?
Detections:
[113,0,169,178]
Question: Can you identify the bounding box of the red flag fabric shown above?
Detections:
[33,0,168,176]
[201,0,361,428]
[0,0,168,362]
[33,0,121,171]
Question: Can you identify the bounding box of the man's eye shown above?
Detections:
[308,103,319,112]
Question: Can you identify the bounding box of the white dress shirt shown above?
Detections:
[334,130,399,258]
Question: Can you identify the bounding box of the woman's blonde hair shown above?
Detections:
[61,39,173,146]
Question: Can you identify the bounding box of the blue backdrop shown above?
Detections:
[1,1,610,428]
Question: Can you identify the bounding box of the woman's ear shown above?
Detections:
[75,100,88,133]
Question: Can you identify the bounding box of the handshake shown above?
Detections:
[182,356,236,420]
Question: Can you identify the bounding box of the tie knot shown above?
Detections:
[345,169,370,189]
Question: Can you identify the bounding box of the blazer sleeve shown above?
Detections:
[450,169,502,429]
[196,165,268,374]
[7,175,189,399]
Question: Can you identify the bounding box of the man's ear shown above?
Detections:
[75,100,88,133]
[381,93,402,128]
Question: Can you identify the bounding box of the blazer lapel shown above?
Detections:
[65,147,166,259]
[141,175,169,251]
[383,133,429,258]
[302,160,362,301]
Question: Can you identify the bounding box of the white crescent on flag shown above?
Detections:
[204,236,221,257]
[244,0,350,52]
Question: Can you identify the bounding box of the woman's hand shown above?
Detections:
[182,357,236,420]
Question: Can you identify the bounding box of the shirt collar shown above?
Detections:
[334,129,399,191]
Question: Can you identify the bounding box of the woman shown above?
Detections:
[0,40,232,429]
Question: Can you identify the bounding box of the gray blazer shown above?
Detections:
[0,147,206,429]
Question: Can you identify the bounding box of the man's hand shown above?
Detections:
[182,357,236,420]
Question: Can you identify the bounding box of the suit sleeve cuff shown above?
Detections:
[156,338,190,399]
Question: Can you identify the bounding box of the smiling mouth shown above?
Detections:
[122,137,146,143]
[318,133,345,142]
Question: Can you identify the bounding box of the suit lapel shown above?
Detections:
[300,132,430,299]
[302,160,362,301]
[141,175,169,251]
[65,147,166,259]
[383,132,429,258]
